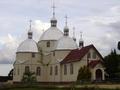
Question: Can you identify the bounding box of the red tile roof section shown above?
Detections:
[61,44,103,64]
[88,60,101,68]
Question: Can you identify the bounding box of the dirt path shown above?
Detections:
[76,84,120,89]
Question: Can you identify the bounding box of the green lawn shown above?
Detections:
[2,84,120,90]
[6,87,120,90]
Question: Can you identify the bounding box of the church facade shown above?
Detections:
[13,8,105,83]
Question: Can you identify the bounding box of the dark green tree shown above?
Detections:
[118,41,120,50]
[77,66,91,82]
[22,71,36,84]
[8,69,13,80]
[104,49,120,79]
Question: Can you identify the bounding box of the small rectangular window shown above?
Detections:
[36,67,41,76]
[25,66,30,73]
[70,63,74,75]
[50,66,52,75]
[55,66,58,75]
[32,53,35,58]
[64,64,67,75]
[53,51,55,56]
[47,41,50,47]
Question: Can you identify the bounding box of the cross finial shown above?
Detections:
[52,1,56,17]
[72,27,76,41]
[80,31,83,39]
[29,20,32,30]
[65,15,68,26]
[73,27,75,37]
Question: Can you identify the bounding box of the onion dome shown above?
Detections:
[17,39,38,53]
[39,27,63,41]
[50,15,57,27]
[64,16,69,36]
[50,2,57,27]
[17,20,38,53]
[40,6,63,41]
[64,26,69,36]
[56,36,78,50]
[72,27,76,42]
[39,3,63,41]
[56,15,78,50]
[79,32,84,48]
[39,5,63,41]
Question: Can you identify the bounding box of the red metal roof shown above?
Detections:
[61,44,103,64]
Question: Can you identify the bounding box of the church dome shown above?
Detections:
[39,27,63,41]
[17,39,38,53]
[56,36,78,50]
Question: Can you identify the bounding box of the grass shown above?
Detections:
[1,84,120,90]
[7,87,120,90]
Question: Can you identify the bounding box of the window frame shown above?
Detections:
[25,66,30,73]
[36,67,41,76]
[50,66,53,75]
[55,65,58,75]
[93,51,96,59]
[32,53,35,58]
[70,63,74,75]
[46,41,50,47]
[64,64,67,75]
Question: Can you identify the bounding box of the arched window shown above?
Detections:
[36,67,41,76]
[50,66,53,75]
[25,66,30,73]
[64,64,67,75]
[46,41,50,47]
[55,65,58,75]
[70,63,73,74]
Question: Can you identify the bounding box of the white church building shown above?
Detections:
[13,6,105,83]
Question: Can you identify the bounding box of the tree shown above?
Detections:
[8,69,13,80]
[77,66,91,82]
[22,71,36,84]
[104,49,120,79]
[118,41,120,50]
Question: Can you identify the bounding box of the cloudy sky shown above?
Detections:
[0,0,120,66]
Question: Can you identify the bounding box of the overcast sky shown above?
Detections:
[0,0,120,65]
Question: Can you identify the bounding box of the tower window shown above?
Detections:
[32,53,35,58]
[64,64,67,75]
[50,66,53,75]
[53,51,55,56]
[55,65,58,75]
[70,63,74,74]
[93,52,96,59]
[46,41,50,47]
[36,67,41,76]
[25,66,30,73]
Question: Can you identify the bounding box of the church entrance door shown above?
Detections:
[95,69,102,81]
